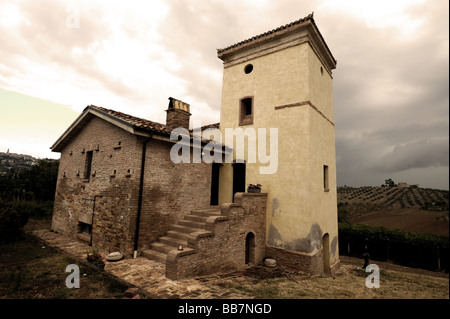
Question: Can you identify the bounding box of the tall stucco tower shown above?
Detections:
[217,14,339,274]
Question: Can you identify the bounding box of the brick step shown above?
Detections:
[159,236,187,247]
[170,224,204,234]
[142,249,167,264]
[178,219,206,229]
[150,242,179,254]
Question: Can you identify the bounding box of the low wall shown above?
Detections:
[166,193,267,280]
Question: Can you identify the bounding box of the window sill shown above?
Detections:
[324,188,330,192]
[76,233,90,243]
[239,119,254,126]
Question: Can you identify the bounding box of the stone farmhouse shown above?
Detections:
[50,14,340,279]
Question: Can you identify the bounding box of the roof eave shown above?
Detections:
[50,106,138,153]
[217,17,336,74]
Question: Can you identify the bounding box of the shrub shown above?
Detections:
[338,222,449,272]
[13,201,53,219]
[0,201,29,243]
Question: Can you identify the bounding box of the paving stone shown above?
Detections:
[33,230,254,299]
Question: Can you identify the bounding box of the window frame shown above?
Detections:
[239,97,254,126]
[84,150,94,181]
[323,165,330,192]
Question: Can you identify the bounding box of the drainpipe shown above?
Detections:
[133,137,151,258]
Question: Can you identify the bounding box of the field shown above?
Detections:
[338,186,449,236]
[351,209,448,236]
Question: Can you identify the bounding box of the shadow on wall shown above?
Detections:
[268,222,337,256]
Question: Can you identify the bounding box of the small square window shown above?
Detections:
[239,97,253,126]
[78,222,92,235]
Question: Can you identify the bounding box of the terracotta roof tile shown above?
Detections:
[217,13,336,65]
[88,105,171,135]
[88,105,223,147]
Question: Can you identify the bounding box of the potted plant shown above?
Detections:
[247,184,262,193]
[86,247,106,271]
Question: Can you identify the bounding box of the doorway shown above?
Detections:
[210,163,220,206]
[245,232,255,265]
[323,233,331,273]
[232,162,246,202]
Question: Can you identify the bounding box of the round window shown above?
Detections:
[244,64,253,74]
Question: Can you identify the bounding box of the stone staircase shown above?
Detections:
[142,208,221,264]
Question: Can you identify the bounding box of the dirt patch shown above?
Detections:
[339,255,449,278]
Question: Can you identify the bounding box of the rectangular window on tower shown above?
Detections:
[323,165,329,192]
[239,97,253,126]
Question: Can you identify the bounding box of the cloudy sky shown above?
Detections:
[0,0,448,189]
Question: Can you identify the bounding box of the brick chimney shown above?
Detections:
[165,97,191,131]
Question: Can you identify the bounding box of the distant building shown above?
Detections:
[398,182,419,188]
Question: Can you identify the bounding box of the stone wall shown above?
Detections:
[265,245,323,274]
[166,193,267,280]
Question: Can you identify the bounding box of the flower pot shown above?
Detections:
[86,261,105,271]
[247,187,261,193]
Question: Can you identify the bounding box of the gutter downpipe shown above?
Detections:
[133,136,152,258]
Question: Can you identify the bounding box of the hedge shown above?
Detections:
[338,222,449,272]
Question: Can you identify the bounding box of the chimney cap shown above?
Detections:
[168,97,190,114]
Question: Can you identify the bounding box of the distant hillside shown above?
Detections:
[338,186,449,216]
[0,151,40,174]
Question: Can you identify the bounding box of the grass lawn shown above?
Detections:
[0,233,129,299]
[225,265,449,299]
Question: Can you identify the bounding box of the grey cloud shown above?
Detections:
[371,138,449,173]
[328,1,449,188]
[0,0,141,103]
[154,0,243,112]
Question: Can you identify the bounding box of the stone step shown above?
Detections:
[159,236,187,247]
[178,219,206,229]
[190,209,221,217]
[142,249,167,264]
[170,224,204,234]
[150,242,179,254]
[165,230,190,241]
[184,214,210,223]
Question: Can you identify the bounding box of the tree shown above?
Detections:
[384,179,396,187]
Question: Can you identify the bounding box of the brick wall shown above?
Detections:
[52,116,213,258]
[52,117,141,256]
[165,108,190,131]
[166,193,267,280]
[137,139,213,250]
